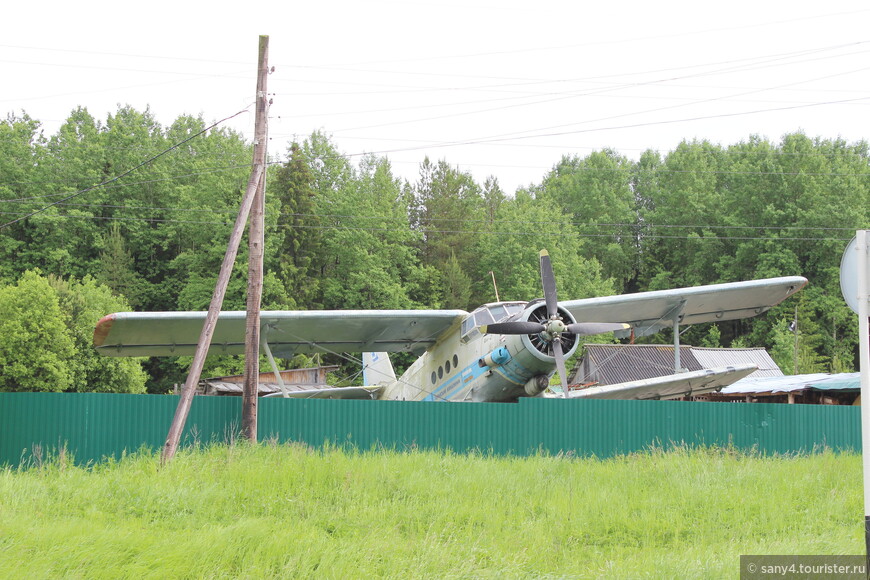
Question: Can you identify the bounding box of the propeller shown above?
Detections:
[482,249,627,398]
[539,249,570,399]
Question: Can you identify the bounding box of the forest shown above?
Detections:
[1,106,868,393]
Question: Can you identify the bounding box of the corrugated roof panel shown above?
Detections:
[691,347,783,377]
[572,344,700,385]
[572,344,783,385]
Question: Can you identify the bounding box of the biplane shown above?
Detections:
[94,251,806,402]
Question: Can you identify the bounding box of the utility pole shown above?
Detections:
[242,36,270,442]
[161,36,270,464]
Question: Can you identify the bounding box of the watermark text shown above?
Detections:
[741,555,865,579]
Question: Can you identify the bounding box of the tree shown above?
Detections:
[441,251,472,310]
[271,141,320,308]
[97,222,143,306]
[314,152,422,310]
[537,149,638,290]
[0,271,147,393]
[410,158,483,274]
[471,191,615,303]
[48,275,147,393]
[0,271,75,392]
[0,113,46,281]
[407,158,485,309]
[635,140,725,290]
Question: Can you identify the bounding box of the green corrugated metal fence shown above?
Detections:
[0,393,861,467]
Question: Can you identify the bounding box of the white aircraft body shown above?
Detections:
[94,251,806,402]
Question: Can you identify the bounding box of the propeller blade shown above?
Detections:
[482,321,547,335]
[552,337,570,399]
[566,322,631,336]
[539,249,558,320]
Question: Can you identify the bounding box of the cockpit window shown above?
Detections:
[474,309,494,326]
[488,305,507,322]
[504,303,525,318]
[460,302,527,343]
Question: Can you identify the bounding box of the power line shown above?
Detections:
[332,95,870,160]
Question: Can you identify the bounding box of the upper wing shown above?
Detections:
[568,364,758,400]
[562,276,807,336]
[94,309,468,358]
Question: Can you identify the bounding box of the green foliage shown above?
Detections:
[0,113,47,281]
[538,149,639,288]
[271,141,320,308]
[472,191,615,303]
[410,157,484,297]
[48,275,147,393]
[0,271,75,391]
[0,271,146,393]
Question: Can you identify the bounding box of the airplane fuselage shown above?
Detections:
[380,301,578,402]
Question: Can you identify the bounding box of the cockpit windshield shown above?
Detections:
[460,302,526,343]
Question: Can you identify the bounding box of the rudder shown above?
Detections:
[362,352,396,386]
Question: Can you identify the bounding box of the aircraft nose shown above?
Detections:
[545,319,566,335]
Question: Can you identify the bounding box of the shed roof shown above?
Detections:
[571,344,782,386]
[690,347,783,378]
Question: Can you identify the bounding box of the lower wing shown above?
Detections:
[262,386,384,400]
[566,364,758,400]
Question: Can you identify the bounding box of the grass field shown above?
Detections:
[0,443,862,578]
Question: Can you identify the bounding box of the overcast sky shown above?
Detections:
[3,1,869,193]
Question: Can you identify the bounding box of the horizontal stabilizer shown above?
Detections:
[567,364,758,400]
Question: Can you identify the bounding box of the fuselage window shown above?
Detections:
[438,366,443,379]
[452,354,459,368]
[430,371,437,384]
[445,360,451,373]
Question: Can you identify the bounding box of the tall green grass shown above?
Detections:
[0,443,861,578]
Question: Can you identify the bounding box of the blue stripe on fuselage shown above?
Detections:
[423,358,490,401]
[422,352,540,401]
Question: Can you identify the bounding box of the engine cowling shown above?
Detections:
[518,301,580,363]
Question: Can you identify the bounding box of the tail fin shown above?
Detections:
[362,352,396,386]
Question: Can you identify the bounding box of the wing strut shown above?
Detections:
[667,300,687,372]
[261,338,289,398]
[673,318,682,372]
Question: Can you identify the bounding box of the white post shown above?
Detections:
[856,230,870,566]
